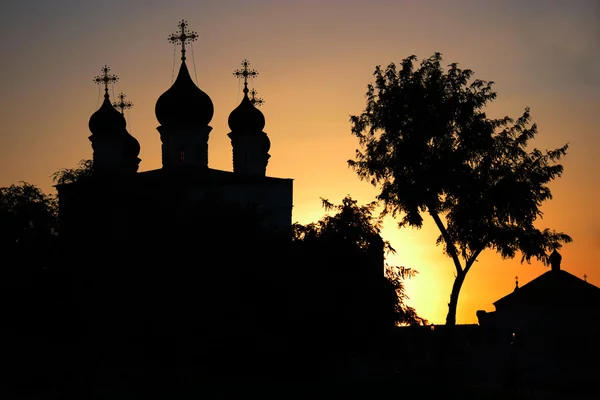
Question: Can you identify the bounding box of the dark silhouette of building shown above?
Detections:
[45,21,303,392]
[477,250,600,335]
[56,21,293,248]
[476,250,600,392]
[34,20,406,397]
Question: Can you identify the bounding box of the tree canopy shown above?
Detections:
[293,195,427,327]
[52,159,93,185]
[0,181,58,265]
[349,53,572,325]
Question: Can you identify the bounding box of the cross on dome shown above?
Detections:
[250,88,264,107]
[233,59,258,95]
[113,93,133,114]
[168,20,198,61]
[93,65,118,99]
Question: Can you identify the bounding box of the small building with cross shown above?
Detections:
[475,250,600,387]
[476,250,600,335]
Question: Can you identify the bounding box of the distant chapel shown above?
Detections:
[476,250,600,337]
[56,20,293,248]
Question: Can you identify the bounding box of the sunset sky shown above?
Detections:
[1,0,599,324]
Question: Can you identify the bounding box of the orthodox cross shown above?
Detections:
[584,274,588,282]
[168,20,198,61]
[93,65,118,99]
[249,88,264,107]
[233,59,258,96]
[113,93,133,114]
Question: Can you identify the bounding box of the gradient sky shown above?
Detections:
[1,0,599,324]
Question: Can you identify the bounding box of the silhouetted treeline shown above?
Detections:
[2,188,419,396]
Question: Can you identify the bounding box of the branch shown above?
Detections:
[464,247,484,275]
[429,210,463,274]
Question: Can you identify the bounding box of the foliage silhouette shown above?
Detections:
[52,159,93,185]
[0,181,58,258]
[349,53,572,326]
[292,195,427,327]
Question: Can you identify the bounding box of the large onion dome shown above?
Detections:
[155,62,214,129]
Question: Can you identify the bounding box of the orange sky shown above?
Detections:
[1,0,599,324]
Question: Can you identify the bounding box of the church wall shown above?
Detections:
[57,178,140,246]
[184,178,293,234]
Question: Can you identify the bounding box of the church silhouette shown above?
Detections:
[38,21,397,396]
[48,20,307,392]
[57,20,293,248]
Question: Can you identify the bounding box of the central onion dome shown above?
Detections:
[155,62,214,129]
[89,96,126,136]
[228,94,266,133]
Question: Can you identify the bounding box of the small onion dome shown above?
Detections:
[228,94,265,133]
[260,132,271,153]
[155,62,214,129]
[123,131,141,159]
[89,96,126,137]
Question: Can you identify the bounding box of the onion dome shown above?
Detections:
[90,66,127,137]
[89,96,126,137]
[262,134,271,152]
[228,94,266,132]
[229,60,266,133]
[155,61,214,129]
[123,131,141,158]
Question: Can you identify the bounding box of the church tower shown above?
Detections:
[228,60,271,176]
[155,20,214,170]
[88,66,141,175]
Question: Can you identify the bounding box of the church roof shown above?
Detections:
[136,167,292,185]
[493,268,600,309]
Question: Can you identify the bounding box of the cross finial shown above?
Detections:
[93,65,118,99]
[168,20,198,61]
[584,274,588,282]
[233,59,258,96]
[249,88,264,107]
[112,93,133,115]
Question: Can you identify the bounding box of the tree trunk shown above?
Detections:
[445,270,466,327]
[434,268,468,388]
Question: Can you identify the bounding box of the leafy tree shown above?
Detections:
[385,264,428,327]
[0,181,58,255]
[0,183,61,349]
[349,53,572,326]
[293,195,426,327]
[52,159,93,185]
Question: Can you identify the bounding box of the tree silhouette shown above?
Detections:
[349,53,572,326]
[0,182,58,259]
[52,159,93,185]
[293,195,426,327]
